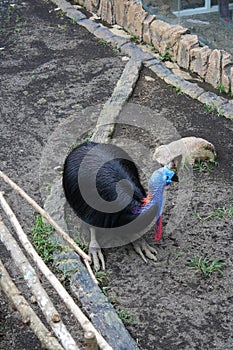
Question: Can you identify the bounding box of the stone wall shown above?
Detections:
[75,0,233,94]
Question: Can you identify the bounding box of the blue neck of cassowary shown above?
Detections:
[138,166,175,215]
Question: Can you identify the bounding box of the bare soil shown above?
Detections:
[0,1,233,350]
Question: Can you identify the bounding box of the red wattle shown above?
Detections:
[154,215,162,241]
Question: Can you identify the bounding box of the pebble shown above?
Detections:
[122,56,130,62]
[145,75,155,82]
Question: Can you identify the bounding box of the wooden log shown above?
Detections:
[84,331,99,350]
[0,170,98,285]
[0,215,79,350]
[0,259,64,350]
[0,192,113,350]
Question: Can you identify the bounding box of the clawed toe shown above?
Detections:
[88,246,105,271]
[132,238,158,263]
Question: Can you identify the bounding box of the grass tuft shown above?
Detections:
[187,256,226,276]
[95,270,109,288]
[158,50,172,62]
[31,215,61,262]
[193,159,218,173]
[117,307,134,324]
[195,204,233,221]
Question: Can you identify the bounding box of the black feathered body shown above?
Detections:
[63,141,149,229]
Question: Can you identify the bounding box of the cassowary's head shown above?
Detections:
[148,165,178,194]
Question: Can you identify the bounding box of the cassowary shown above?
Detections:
[63,141,178,270]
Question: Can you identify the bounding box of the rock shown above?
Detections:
[190,46,212,79]
[122,56,130,62]
[170,68,194,81]
[221,51,233,92]
[150,20,171,52]
[113,0,130,27]
[97,0,114,24]
[163,61,179,70]
[176,34,199,70]
[84,0,93,12]
[218,102,233,120]
[153,137,216,166]
[159,24,189,58]
[197,91,227,108]
[205,49,222,87]
[142,14,156,44]
[145,75,155,82]
[125,1,147,38]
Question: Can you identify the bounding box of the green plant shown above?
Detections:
[175,86,184,95]
[204,103,216,113]
[147,43,156,52]
[69,18,77,25]
[158,50,172,62]
[117,308,134,324]
[193,159,218,173]
[108,294,116,303]
[98,38,108,46]
[31,215,61,262]
[217,84,225,94]
[55,9,65,17]
[187,256,226,276]
[95,270,109,287]
[73,237,88,253]
[193,159,210,172]
[130,34,142,44]
[204,103,223,117]
[42,181,53,192]
[195,204,233,221]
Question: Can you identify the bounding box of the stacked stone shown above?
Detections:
[77,0,233,94]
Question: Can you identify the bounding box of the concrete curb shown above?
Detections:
[92,57,142,143]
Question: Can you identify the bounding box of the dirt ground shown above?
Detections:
[0,0,233,350]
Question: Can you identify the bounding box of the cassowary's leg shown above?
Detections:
[89,227,105,271]
[132,238,157,263]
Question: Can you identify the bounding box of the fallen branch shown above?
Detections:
[0,259,64,350]
[0,215,79,350]
[0,192,113,350]
[84,331,99,350]
[0,170,98,285]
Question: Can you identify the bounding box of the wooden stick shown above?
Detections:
[0,216,79,350]
[84,331,99,350]
[0,259,64,350]
[0,170,98,285]
[0,193,113,350]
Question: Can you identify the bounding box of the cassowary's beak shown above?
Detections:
[167,159,179,182]
[171,172,179,182]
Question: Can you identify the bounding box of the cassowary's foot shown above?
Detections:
[132,238,157,263]
[89,228,105,271]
